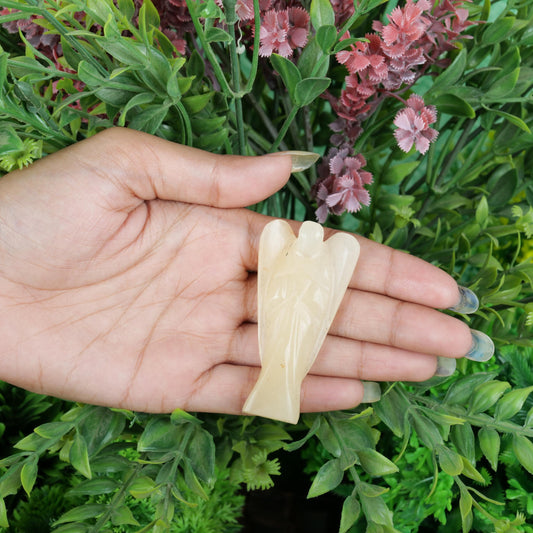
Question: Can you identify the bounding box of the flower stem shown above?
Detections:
[226,19,246,154]
[185,0,234,97]
[270,106,299,152]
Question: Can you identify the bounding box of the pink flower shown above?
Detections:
[393,94,438,154]
[336,33,388,83]
[287,7,310,49]
[374,0,431,57]
[259,7,309,57]
[313,149,373,222]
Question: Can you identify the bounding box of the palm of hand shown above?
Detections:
[0,132,261,413]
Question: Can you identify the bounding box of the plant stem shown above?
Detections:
[226,19,246,154]
[243,0,261,94]
[185,0,234,97]
[270,106,299,152]
[411,394,533,438]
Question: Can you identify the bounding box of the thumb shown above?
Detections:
[78,128,318,208]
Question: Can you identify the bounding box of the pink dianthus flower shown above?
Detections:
[259,7,309,57]
[393,94,438,154]
[313,149,373,223]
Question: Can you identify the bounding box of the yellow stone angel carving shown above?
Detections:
[243,220,360,424]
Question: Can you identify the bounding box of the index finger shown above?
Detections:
[243,213,461,310]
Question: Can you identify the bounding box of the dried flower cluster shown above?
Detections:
[1,0,474,222]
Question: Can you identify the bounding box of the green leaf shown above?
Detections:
[182,92,213,114]
[138,417,181,452]
[484,68,520,100]
[475,196,489,227]
[68,478,119,496]
[298,38,329,78]
[307,459,343,498]
[128,104,169,134]
[316,25,337,53]
[111,505,140,526]
[433,93,475,118]
[77,60,106,86]
[357,449,399,477]
[525,405,533,427]
[205,26,232,43]
[461,456,486,483]
[488,108,531,134]
[373,387,409,437]
[129,476,158,499]
[294,77,331,107]
[20,455,38,496]
[512,434,533,475]
[187,427,215,484]
[410,412,443,449]
[316,419,342,457]
[0,125,23,154]
[0,52,7,88]
[54,504,106,525]
[14,432,46,453]
[432,48,467,91]
[70,432,92,479]
[451,424,475,464]
[333,418,375,450]
[86,0,114,26]
[495,386,533,420]
[117,0,135,20]
[138,0,160,35]
[444,373,498,405]
[254,424,292,443]
[359,493,394,527]
[118,92,156,127]
[0,463,24,498]
[488,167,519,207]
[53,524,90,533]
[310,0,335,29]
[459,486,473,533]
[482,16,516,46]
[478,427,500,471]
[469,380,511,414]
[0,497,8,528]
[339,493,360,533]
[34,421,74,440]
[384,161,420,185]
[170,408,201,425]
[98,38,148,66]
[437,445,463,476]
[183,458,208,500]
[270,53,301,100]
[358,482,389,497]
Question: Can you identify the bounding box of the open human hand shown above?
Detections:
[0,128,493,414]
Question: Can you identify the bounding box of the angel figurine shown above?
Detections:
[243,220,360,424]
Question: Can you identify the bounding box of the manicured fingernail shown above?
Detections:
[267,150,320,172]
[448,286,479,314]
[435,356,456,377]
[465,330,494,362]
[361,382,381,403]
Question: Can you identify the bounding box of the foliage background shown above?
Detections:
[0,0,532,531]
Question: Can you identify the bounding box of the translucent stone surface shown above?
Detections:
[243,220,360,424]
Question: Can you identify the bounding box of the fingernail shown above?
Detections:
[435,356,456,377]
[361,382,381,403]
[465,330,494,362]
[448,286,479,314]
[267,150,320,172]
